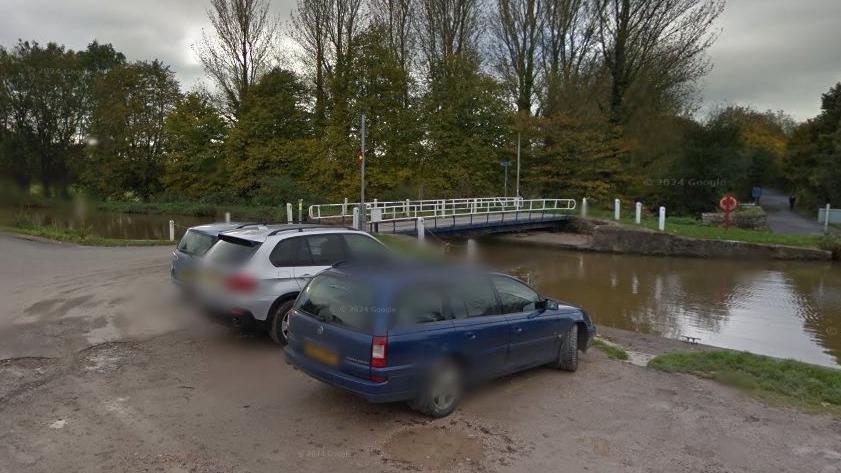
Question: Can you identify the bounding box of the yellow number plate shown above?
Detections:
[304,342,339,366]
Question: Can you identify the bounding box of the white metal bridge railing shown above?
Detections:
[309,197,576,222]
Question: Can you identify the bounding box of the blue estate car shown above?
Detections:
[170,222,261,287]
[285,263,596,417]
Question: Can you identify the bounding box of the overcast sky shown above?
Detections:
[2,0,840,122]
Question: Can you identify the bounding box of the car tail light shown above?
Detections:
[225,273,258,293]
[371,336,388,368]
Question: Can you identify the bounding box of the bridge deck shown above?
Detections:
[369,211,572,236]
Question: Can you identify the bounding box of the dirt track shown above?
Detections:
[1,233,840,473]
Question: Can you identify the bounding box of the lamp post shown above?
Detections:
[358,113,367,230]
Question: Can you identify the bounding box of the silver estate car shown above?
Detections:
[195,224,390,345]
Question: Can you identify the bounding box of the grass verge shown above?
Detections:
[593,338,629,361]
[586,208,828,249]
[648,351,841,414]
[1,224,173,247]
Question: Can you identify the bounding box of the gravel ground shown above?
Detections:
[1,232,840,473]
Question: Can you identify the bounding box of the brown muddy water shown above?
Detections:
[6,206,212,240]
[483,244,841,369]
[6,207,841,368]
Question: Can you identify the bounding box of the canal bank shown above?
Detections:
[493,217,835,260]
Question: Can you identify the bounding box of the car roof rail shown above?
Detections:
[234,222,264,229]
[267,224,333,236]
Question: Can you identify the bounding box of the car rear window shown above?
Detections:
[296,274,377,333]
[177,230,216,256]
[204,236,261,266]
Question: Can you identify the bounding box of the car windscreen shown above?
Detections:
[295,274,378,334]
[176,230,216,256]
[203,236,261,266]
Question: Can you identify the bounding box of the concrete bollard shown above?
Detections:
[286,203,293,224]
[342,197,348,216]
[635,202,642,224]
[614,199,621,220]
[352,207,359,229]
[825,203,831,233]
[466,239,477,262]
[658,207,666,231]
[169,220,175,241]
[405,199,410,216]
[224,212,231,223]
[417,217,425,243]
[582,198,588,218]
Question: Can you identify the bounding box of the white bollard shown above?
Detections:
[635,202,642,224]
[825,203,831,233]
[342,197,348,216]
[168,220,175,241]
[352,207,359,229]
[466,239,477,262]
[224,212,231,223]
[658,206,666,231]
[405,199,410,216]
[581,198,588,218]
[286,203,293,224]
[417,217,425,243]
[614,199,621,220]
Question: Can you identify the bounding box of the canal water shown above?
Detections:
[484,244,841,369]
[7,207,841,368]
[6,206,212,240]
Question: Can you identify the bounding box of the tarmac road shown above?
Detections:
[1,233,840,473]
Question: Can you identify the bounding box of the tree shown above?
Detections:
[420,55,513,196]
[785,83,841,208]
[370,0,415,104]
[539,0,599,116]
[83,61,181,198]
[493,0,542,114]
[196,0,279,121]
[416,0,483,76]
[162,93,228,199]
[224,69,313,197]
[595,0,724,124]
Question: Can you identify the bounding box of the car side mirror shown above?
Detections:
[535,299,557,312]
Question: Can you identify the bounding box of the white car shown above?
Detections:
[195,224,390,345]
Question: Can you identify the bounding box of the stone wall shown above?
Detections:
[587,224,830,260]
[700,210,767,229]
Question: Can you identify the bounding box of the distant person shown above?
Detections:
[788,195,796,211]
[751,185,762,204]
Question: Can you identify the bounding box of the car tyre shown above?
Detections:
[409,359,463,418]
[555,325,578,372]
[269,299,295,346]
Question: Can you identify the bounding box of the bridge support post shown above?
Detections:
[581,198,588,217]
[659,207,666,231]
[286,203,293,224]
[614,199,621,220]
[405,199,410,216]
[169,220,175,241]
[417,217,425,243]
[225,212,231,223]
[635,202,642,224]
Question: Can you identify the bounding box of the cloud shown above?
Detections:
[700,0,841,121]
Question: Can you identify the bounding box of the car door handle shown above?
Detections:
[513,326,523,334]
[464,331,477,340]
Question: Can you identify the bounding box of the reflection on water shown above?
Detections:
[7,206,212,240]
[484,244,841,368]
